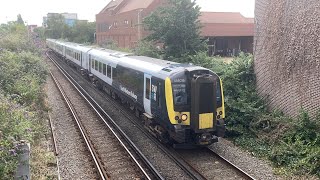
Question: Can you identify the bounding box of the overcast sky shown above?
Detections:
[0,0,255,26]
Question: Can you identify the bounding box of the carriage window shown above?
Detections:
[103,64,106,75]
[145,78,150,99]
[216,81,222,107]
[95,60,98,70]
[172,84,187,106]
[91,59,94,69]
[107,65,111,78]
[112,67,117,78]
[158,83,161,107]
[99,62,103,73]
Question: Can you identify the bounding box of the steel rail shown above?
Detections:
[46,51,163,180]
[206,148,256,180]
[50,72,109,180]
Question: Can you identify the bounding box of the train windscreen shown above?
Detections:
[199,83,215,114]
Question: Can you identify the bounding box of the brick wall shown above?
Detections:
[96,0,165,48]
[254,0,320,117]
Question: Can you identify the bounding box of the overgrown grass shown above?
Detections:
[0,22,48,179]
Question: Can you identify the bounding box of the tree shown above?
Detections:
[45,15,96,44]
[45,14,68,39]
[16,14,24,25]
[144,0,207,61]
[69,21,96,43]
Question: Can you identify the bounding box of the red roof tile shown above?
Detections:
[118,0,154,13]
[199,12,253,24]
[199,12,254,37]
[99,0,124,14]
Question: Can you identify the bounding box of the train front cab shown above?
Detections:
[165,70,225,148]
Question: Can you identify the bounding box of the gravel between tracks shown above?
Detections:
[46,75,97,179]
[209,138,281,180]
[178,148,249,179]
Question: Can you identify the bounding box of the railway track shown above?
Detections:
[47,50,255,180]
[47,51,163,180]
[206,148,256,180]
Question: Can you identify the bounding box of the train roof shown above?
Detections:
[48,39,211,79]
[64,42,92,52]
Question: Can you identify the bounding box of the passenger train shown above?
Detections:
[46,39,226,148]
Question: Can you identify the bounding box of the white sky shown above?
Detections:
[0,0,255,26]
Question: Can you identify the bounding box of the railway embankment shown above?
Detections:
[0,23,58,179]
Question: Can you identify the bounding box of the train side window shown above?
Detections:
[95,60,98,70]
[99,62,103,73]
[103,64,106,75]
[112,67,117,79]
[91,59,94,69]
[157,82,161,107]
[107,65,111,78]
[146,78,150,100]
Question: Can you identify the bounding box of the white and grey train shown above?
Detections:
[46,39,226,148]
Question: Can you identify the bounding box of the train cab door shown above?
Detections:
[144,74,152,116]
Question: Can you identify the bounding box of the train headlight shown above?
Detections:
[201,134,207,140]
[181,114,188,121]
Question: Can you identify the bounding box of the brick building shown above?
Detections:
[254,0,320,117]
[200,12,253,56]
[96,0,254,56]
[96,0,164,48]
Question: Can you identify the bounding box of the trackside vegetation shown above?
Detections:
[0,22,48,179]
[188,52,320,178]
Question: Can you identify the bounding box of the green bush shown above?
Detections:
[0,95,36,179]
[133,40,162,59]
[269,111,320,176]
[0,22,48,179]
[188,51,226,75]
[0,51,47,106]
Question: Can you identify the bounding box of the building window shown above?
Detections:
[113,21,118,28]
[124,20,129,27]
